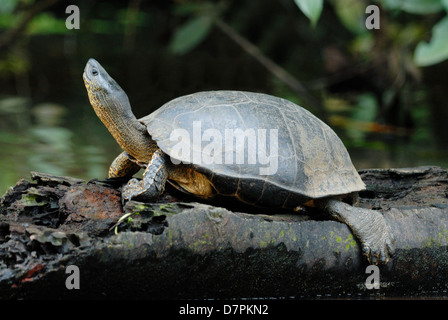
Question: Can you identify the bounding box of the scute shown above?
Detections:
[139,91,365,201]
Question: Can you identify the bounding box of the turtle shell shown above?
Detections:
[139,91,365,207]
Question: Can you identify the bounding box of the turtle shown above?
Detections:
[83,58,394,264]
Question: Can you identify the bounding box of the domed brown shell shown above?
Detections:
[139,91,365,207]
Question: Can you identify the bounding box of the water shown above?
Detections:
[0,97,116,194]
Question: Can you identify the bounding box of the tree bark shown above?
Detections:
[1,166,448,299]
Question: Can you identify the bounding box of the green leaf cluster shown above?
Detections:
[380,0,448,66]
[170,0,448,66]
[292,0,448,66]
[414,16,448,66]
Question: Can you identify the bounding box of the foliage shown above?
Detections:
[0,0,64,34]
[1,0,447,66]
[169,2,225,55]
[168,0,448,67]
[27,12,66,34]
[379,0,448,66]
[414,16,448,66]
[170,15,215,55]
[295,0,448,67]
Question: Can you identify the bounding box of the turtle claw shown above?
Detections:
[356,214,395,265]
[121,177,161,202]
[362,230,395,265]
[362,244,386,265]
[122,178,142,202]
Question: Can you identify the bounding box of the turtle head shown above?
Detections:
[83,59,155,161]
[83,58,131,116]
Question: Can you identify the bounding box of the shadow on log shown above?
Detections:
[1,167,448,299]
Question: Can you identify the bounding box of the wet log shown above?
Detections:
[1,166,448,299]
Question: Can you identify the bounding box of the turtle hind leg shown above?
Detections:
[316,198,395,265]
[122,149,168,202]
[167,164,215,199]
[109,152,141,178]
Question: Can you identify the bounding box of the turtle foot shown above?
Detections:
[358,210,395,265]
[121,176,166,203]
[122,178,145,202]
[120,149,168,203]
[319,199,395,265]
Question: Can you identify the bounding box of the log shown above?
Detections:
[1,166,448,299]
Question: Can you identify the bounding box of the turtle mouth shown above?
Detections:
[83,58,100,83]
[83,64,92,83]
[83,69,90,83]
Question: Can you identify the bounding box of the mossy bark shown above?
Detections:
[1,167,448,299]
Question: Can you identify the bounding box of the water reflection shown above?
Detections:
[0,96,115,194]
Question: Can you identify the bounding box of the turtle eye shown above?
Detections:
[91,68,99,76]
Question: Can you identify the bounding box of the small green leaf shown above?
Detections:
[414,16,448,66]
[169,15,214,55]
[442,0,448,12]
[332,0,367,34]
[294,0,323,27]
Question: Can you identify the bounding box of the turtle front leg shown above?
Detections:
[122,149,168,202]
[317,199,395,265]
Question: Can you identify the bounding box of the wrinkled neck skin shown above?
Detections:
[86,85,157,162]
